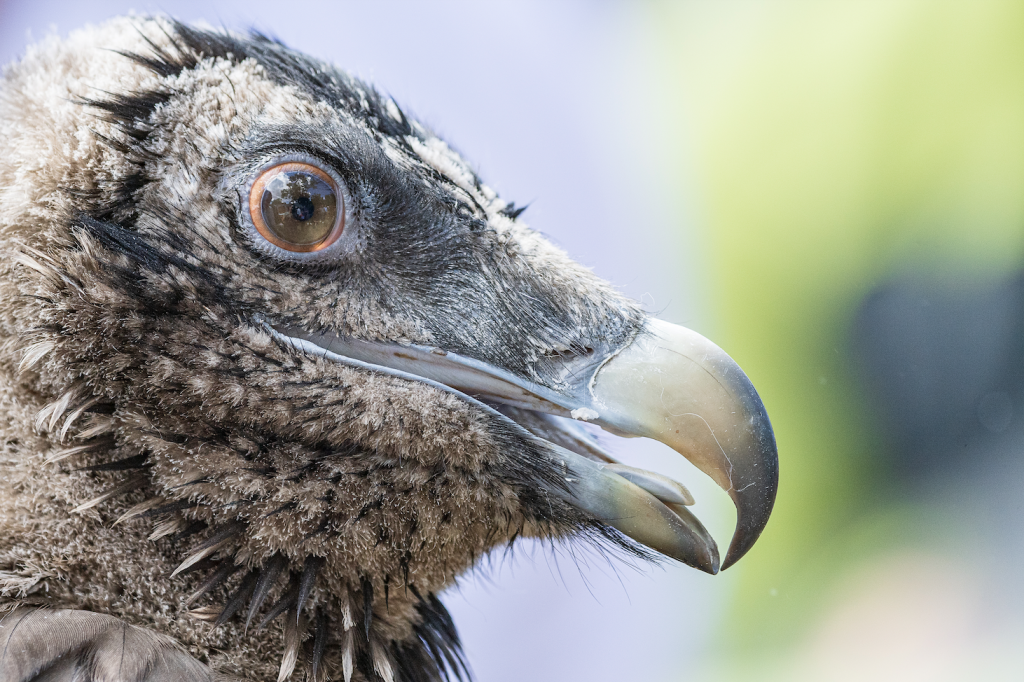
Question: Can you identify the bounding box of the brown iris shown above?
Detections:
[249,162,344,252]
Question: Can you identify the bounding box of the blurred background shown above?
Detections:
[3,1,1023,680]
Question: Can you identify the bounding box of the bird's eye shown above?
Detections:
[248,162,344,252]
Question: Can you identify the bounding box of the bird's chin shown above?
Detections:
[263,318,778,575]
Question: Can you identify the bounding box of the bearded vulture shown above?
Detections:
[0,17,778,682]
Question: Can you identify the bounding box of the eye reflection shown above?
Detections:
[249,162,344,252]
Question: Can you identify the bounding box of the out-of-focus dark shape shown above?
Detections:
[853,269,1024,641]
[853,273,1024,478]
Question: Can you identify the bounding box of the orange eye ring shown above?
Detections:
[248,162,345,253]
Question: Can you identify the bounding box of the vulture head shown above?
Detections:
[0,17,778,682]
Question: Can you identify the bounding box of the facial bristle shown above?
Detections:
[186,560,240,606]
[296,555,324,625]
[309,608,327,682]
[214,568,259,627]
[171,522,244,577]
[256,582,298,631]
[362,578,374,641]
[246,554,287,630]
[78,453,148,472]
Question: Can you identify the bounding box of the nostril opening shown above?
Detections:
[542,345,594,360]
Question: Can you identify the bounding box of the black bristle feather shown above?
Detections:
[256,582,298,631]
[499,202,528,220]
[169,520,208,543]
[186,560,240,606]
[395,587,470,682]
[245,554,286,630]
[362,577,373,641]
[309,608,327,682]
[356,647,379,682]
[260,501,296,519]
[140,498,195,518]
[191,521,245,552]
[296,555,324,625]
[214,569,259,627]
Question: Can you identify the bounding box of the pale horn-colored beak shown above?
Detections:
[584,318,778,570]
[269,316,778,572]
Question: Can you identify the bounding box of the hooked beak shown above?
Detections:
[268,317,778,574]
[585,319,778,569]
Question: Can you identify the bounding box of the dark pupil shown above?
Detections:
[291,196,316,222]
[260,170,338,245]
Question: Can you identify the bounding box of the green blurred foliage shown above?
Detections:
[648,0,1024,664]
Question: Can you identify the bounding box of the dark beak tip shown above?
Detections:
[699,540,721,575]
[676,540,720,575]
[721,455,779,571]
[721,548,746,572]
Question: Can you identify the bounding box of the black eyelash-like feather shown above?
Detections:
[215,568,258,627]
[246,554,287,630]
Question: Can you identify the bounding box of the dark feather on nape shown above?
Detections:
[167,476,212,491]
[296,555,325,625]
[114,19,226,84]
[261,501,297,519]
[393,642,445,682]
[139,19,420,144]
[116,48,184,80]
[186,560,240,606]
[422,594,468,682]
[214,568,259,627]
[71,216,234,328]
[246,554,288,630]
[77,453,149,472]
[82,90,172,136]
[119,20,201,78]
[74,92,165,228]
[309,608,328,682]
